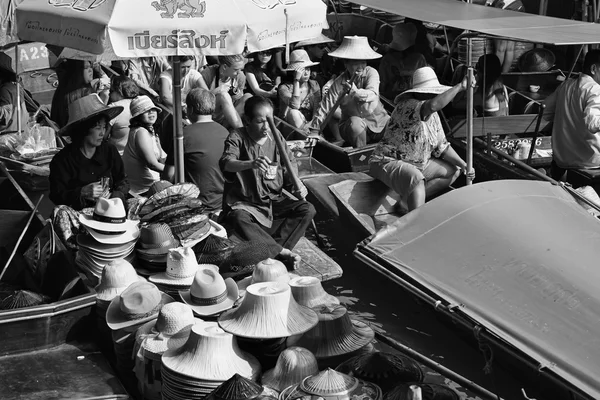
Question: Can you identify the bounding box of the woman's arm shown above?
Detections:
[246,71,277,98]
[134,128,165,172]
[158,75,174,108]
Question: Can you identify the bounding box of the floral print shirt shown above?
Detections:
[370,97,449,170]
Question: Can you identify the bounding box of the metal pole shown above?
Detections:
[172,57,185,183]
[14,45,21,134]
[465,1,474,185]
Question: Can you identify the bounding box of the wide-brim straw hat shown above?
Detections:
[218,281,318,339]
[139,182,200,217]
[398,66,452,99]
[518,48,556,73]
[204,373,263,400]
[289,276,339,309]
[106,281,175,330]
[335,352,424,394]
[262,347,319,392]
[161,321,261,381]
[193,234,235,265]
[285,50,320,72]
[279,368,382,400]
[137,222,179,256]
[149,247,199,286]
[328,36,381,60]
[58,93,124,136]
[0,53,17,81]
[295,33,335,48]
[384,383,460,400]
[219,241,278,279]
[84,223,140,245]
[95,259,146,302]
[141,198,205,223]
[293,305,374,359]
[180,267,239,317]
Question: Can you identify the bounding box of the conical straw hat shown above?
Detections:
[262,347,319,392]
[384,383,459,400]
[161,321,261,381]
[204,373,263,400]
[328,36,381,60]
[288,276,339,309]
[278,368,382,400]
[335,352,424,394]
[218,282,318,339]
[293,305,374,359]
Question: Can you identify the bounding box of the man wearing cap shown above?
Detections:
[378,23,428,100]
[0,53,28,135]
[219,95,315,268]
[306,36,389,147]
[295,33,336,88]
[544,50,600,179]
[369,66,473,211]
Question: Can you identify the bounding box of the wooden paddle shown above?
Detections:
[267,116,325,248]
[319,73,360,135]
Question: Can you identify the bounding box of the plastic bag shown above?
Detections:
[15,124,57,156]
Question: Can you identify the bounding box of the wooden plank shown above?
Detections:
[0,342,129,400]
[292,236,343,281]
[450,115,551,138]
[329,178,402,239]
[303,172,373,217]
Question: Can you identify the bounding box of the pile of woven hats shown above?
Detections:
[76,198,139,282]
[136,181,213,244]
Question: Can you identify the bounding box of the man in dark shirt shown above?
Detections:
[164,88,228,213]
[219,95,315,268]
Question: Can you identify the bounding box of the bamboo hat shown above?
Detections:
[150,247,199,286]
[106,281,175,330]
[237,258,298,294]
[193,234,235,265]
[180,267,239,317]
[137,223,179,256]
[219,241,278,279]
[278,368,382,400]
[218,282,319,339]
[335,352,424,394]
[384,383,459,400]
[161,321,261,381]
[328,36,381,60]
[58,93,124,137]
[292,305,374,359]
[262,347,319,392]
[518,48,556,73]
[204,374,263,400]
[289,276,339,309]
[95,259,145,302]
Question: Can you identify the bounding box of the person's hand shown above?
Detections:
[214,79,232,95]
[293,182,308,199]
[342,79,353,93]
[460,74,477,91]
[462,166,476,181]
[294,67,305,82]
[81,181,103,200]
[251,155,272,173]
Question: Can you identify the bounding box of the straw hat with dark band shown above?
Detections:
[58,93,124,137]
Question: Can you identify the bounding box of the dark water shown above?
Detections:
[309,211,538,400]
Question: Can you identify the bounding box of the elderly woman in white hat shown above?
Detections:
[278,50,322,130]
[307,36,390,148]
[369,66,474,212]
[0,53,29,135]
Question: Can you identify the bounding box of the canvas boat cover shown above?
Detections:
[354,0,600,45]
[359,180,600,399]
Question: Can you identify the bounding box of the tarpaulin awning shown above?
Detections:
[353,0,600,45]
[359,180,600,399]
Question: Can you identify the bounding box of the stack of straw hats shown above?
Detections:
[136,223,179,276]
[149,247,203,298]
[384,383,460,400]
[76,198,139,280]
[160,321,261,399]
[180,267,239,318]
[134,302,200,400]
[136,181,214,243]
[279,368,383,400]
[95,259,145,320]
[262,347,319,393]
[291,305,374,368]
[192,234,235,265]
[219,241,278,280]
[237,258,298,296]
[288,276,340,309]
[335,352,424,394]
[218,281,318,339]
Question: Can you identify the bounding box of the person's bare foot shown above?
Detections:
[277,248,301,270]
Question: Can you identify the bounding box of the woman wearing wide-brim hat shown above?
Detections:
[49,93,128,249]
[0,53,29,135]
[306,36,390,148]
